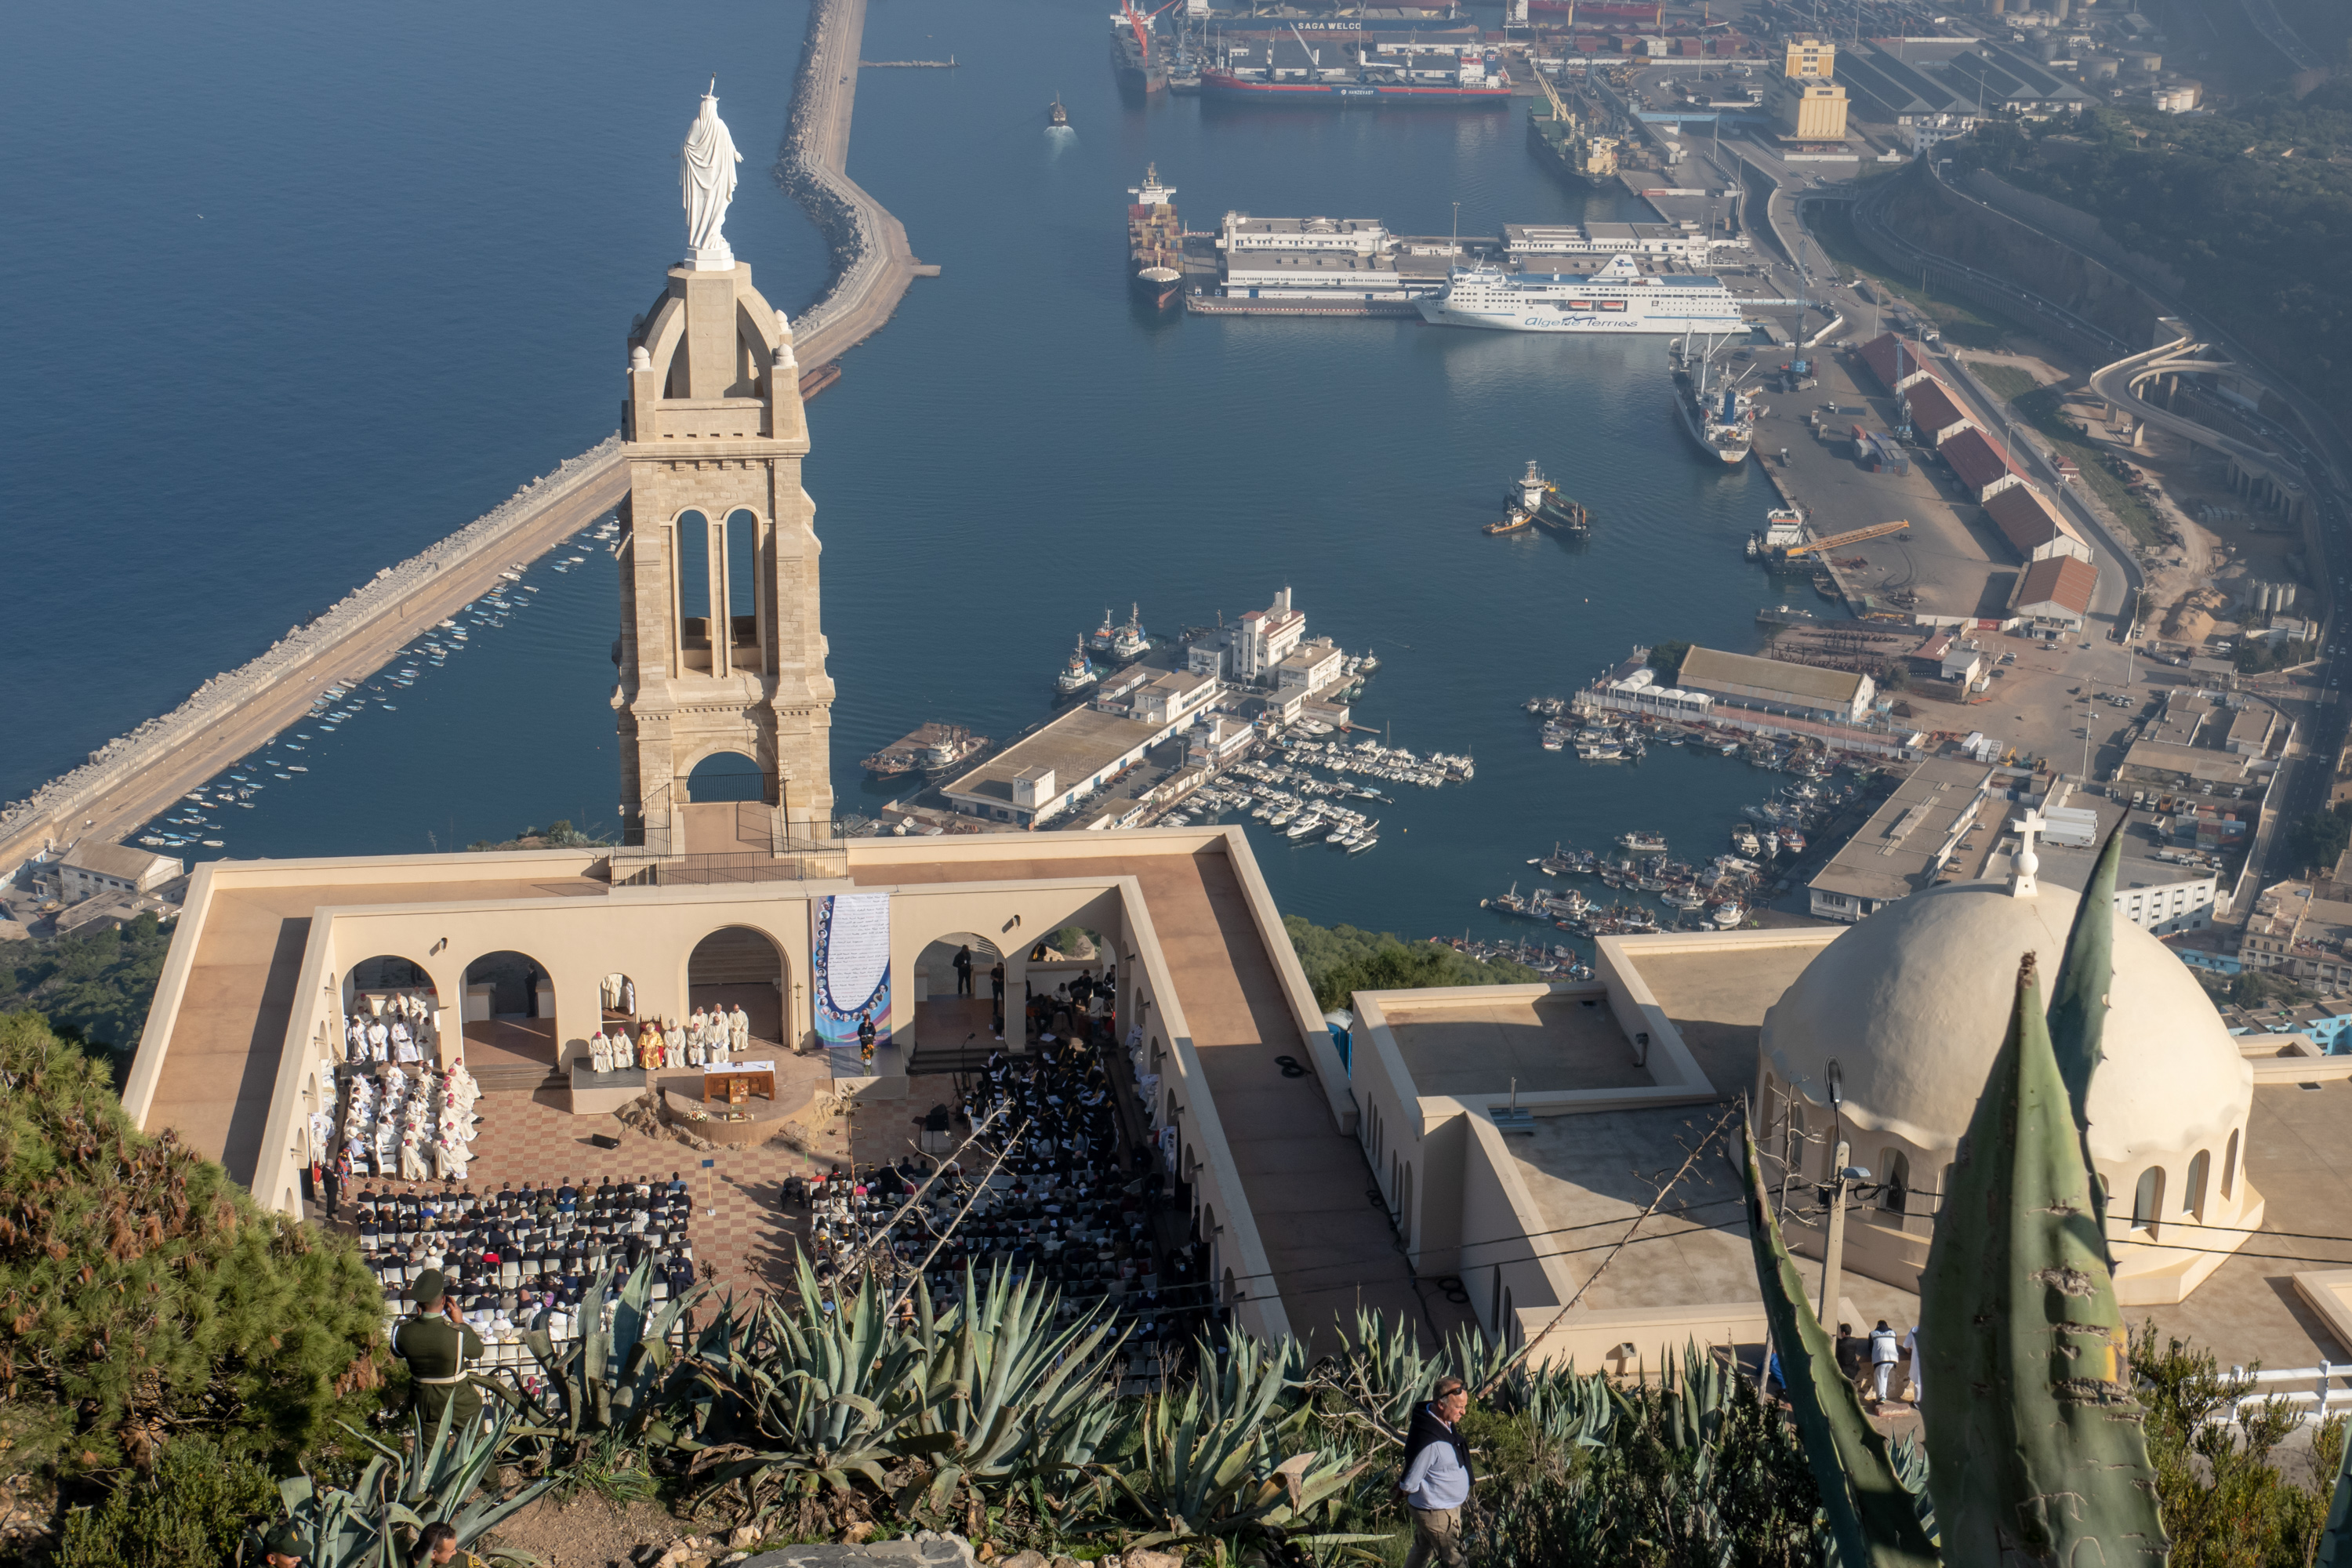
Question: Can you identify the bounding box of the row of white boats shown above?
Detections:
[137,531,590,854]
[1274,735,1475,788]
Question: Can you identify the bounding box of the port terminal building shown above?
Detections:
[1675,646,1874,724]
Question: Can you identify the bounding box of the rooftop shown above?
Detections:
[1983,481,2083,559]
[1387,991,1652,1099]
[1940,425,2017,491]
[2013,554,2098,615]
[938,706,1167,808]
[1900,378,1969,435]
[1857,332,1934,394]
[62,838,183,882]
[1809,758,2004,906]
[1679,645,1866,708]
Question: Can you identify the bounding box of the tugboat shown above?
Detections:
[1055,638,1101,700]
[1112,602,1152,662]
[1505,459,1592,535]
[1048,93,1070,126]
[1088,606,1120,657]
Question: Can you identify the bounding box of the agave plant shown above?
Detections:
[897,1262,1128,1512]
[263,1401,550,1566]
[1095,1348,1377,1555]
[675,1254,932,1523]
[510,1257,710,1445]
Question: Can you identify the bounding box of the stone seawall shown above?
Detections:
[0,438,626,870]
[774,0,920,367]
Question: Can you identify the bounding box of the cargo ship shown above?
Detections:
[1110,1,1168,92]
[1512,459,1592,535]
[1671,333,1755,465]
[1416,252,1745,335]
[1128,164,1182,311]
[862,723,991,782]
[1526,76,1618,189]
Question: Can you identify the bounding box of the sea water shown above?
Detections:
[3,0,1798,947]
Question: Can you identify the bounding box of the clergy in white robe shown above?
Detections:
[730,1004,751,1054]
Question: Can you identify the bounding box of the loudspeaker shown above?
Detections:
[589,1133,622,1151]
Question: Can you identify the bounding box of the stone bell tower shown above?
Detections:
[613,90,834,853]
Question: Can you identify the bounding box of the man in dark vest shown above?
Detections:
[1398,1375,1472,1568]
[394,1268,484,1436]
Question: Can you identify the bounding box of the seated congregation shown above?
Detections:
[351,1174,702,1367]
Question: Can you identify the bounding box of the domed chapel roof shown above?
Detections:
[1760,880,2250,1165]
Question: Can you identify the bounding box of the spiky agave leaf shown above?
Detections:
[2044,824,2125,1232]
[1919,953,2167,1568]
[1735,1111,1940,1568]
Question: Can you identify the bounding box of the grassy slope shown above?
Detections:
[1803,201,2024,352]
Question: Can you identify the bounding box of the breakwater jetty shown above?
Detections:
[0,441,630,873]
[781,0,925,369]
[2,0,921,877]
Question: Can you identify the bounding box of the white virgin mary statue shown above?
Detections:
[681,81,742,270]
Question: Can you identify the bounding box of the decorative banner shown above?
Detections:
[812,893,892,1050]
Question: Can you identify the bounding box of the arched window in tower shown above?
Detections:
[724,509,760,667]
[2185,1149,2211,1222]
[2130,1166,2165,1239]
[2222,1128,2239,1199]
[675,510,713,672]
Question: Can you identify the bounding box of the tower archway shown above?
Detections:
[460,949,557,1081]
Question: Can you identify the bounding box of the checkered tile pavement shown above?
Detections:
[340,1067,970,1295]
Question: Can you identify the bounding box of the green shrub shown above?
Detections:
[1285,917,1543,1012]
[0,1011,387,1481]
[55,1434,278,1568]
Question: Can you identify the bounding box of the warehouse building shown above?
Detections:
[1676,646,1875,724]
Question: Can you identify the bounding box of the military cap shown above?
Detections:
[263,1519,307,1560]
[412,1268,447,1306]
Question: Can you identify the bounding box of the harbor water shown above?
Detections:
[5,0,1802,950]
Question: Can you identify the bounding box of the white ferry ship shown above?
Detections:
[1416,252,1746,335]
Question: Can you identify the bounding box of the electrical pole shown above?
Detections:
[1819,1137,1853,1324]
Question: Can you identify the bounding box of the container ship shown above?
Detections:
[1110,1,1169,91]
[1417,252,1745,335]
[1127,165,1182,310]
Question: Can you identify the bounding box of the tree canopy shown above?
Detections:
[1285,916,1543,1011]
[1950,89,2352,430]
[0,1011,385,1480]
[0,914,174,1055]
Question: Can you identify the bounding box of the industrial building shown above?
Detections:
[1899,379,1974,445]
[2009,554,2099,630]
[1939,426,2024,503]
[1675,645,1875,724]
[1857,332,1936,397]
[1806,758,2003,921]
[1984,481,2093,565]
[1767,35,1849,142]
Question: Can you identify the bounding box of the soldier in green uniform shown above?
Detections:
[261,1519,309,1566]
[393,1268,484,1435]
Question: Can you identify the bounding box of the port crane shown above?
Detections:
[1777,520,1911,559]
[1120,0,1182,74]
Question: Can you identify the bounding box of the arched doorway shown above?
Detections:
[911,932,1004,1065]
[687,750,767,803]
[340,955,441,1065]
[1021,924,1116,1049]
[599,971,641,1026]
[688,926,786,1054]
[462,949,557,1081]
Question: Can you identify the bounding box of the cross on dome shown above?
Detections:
[2009,808,2046,898]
